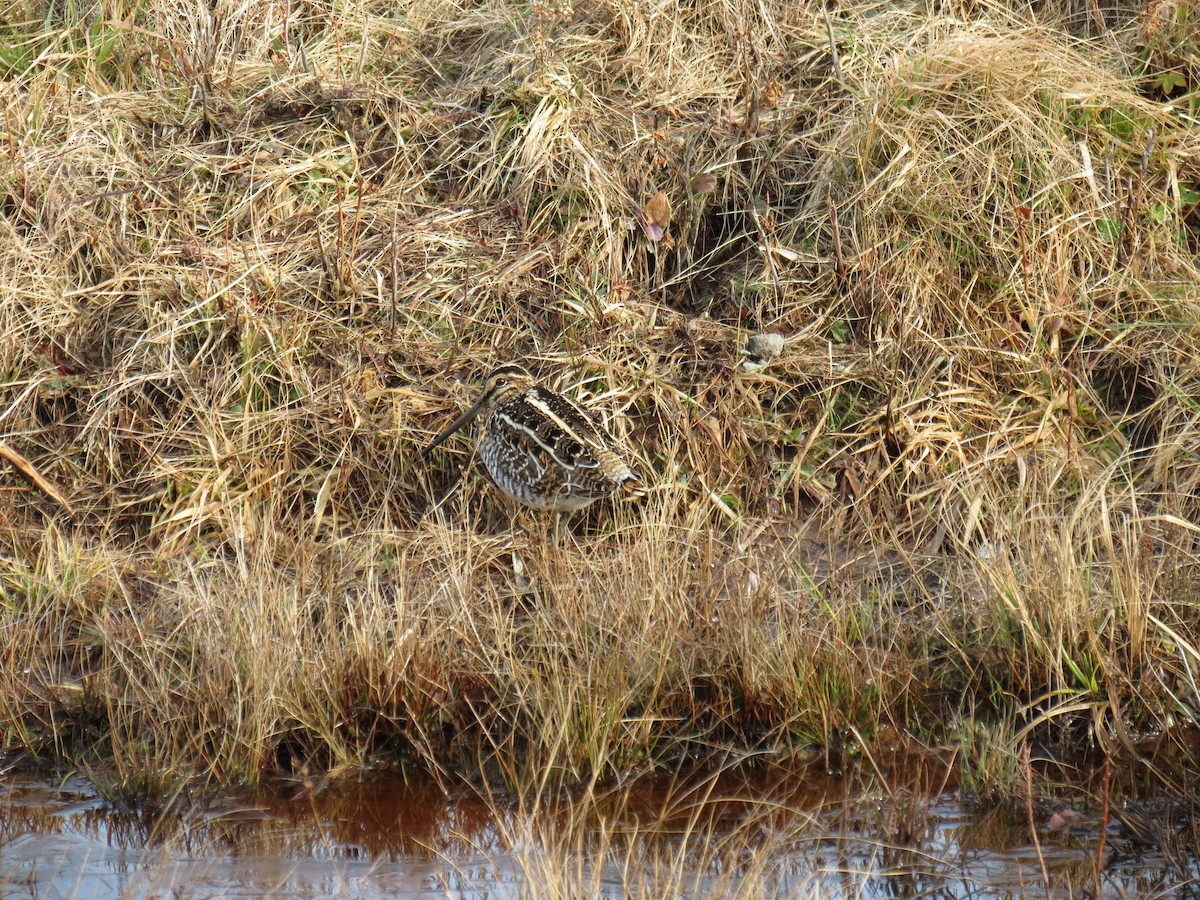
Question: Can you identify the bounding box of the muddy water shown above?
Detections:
[1,759,1196,899]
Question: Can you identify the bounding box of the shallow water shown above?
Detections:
[1,759,1196,899]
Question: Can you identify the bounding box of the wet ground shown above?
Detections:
[1,756,1197,898]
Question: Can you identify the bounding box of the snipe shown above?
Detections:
[421,364,643,521]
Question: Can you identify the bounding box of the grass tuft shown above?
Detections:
[1,0,1199,811]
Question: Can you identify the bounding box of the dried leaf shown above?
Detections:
[691,172,717,194]
[761,78,784,107]
[1046,808,1084,831]
[643,191,671,242]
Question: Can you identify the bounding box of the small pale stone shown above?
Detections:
[746,332,785,363]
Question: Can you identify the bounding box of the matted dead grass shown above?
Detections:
[1,0,1199,804]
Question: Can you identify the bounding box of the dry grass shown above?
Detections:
[2,0,1200,813]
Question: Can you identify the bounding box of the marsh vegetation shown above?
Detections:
[1,0,1199,893]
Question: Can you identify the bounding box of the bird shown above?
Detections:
[421,364,643,532]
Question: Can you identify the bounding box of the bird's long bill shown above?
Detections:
[420,394,488,460]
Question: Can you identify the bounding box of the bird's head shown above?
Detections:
[420,363,535,460]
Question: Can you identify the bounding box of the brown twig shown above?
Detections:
[1095,754,1111,894]
[823,6,842,83]
[827,193,845,283]
[1023,743,1049,887]
[0,443,75,517]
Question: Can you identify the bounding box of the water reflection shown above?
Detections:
[1,756,1197,899]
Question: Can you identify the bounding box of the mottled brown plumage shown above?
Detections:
[421,364,643,513]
